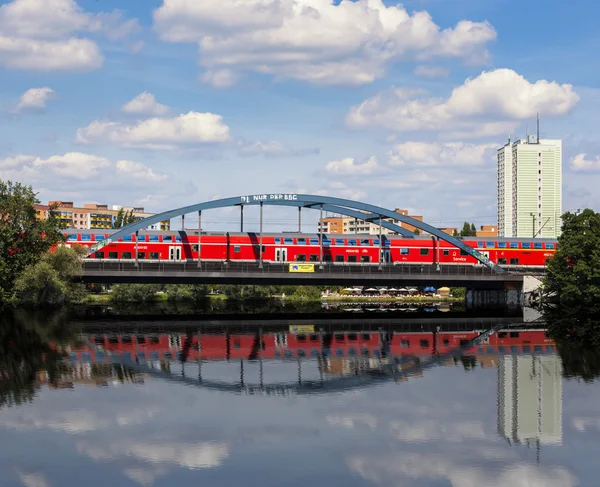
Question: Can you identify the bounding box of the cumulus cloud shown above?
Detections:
[153,0,496,86]
[14,87,56,112]
[347,68,579,137]
[0,0,139,71]
[76,112,231,150]
[236,140,319,157]
[17,472,50,487]
[387,141,497,167]
[325,156,378,175]
[122,92,170,116]
[200,69,238,88]
[570,153,600,172]
[414,65,449,78]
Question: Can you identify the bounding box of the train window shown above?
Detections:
[420,339,429,348]
[67,234,77,241]
[122,252,132,259]
[163,235,172,242]
[361,333,370,341]
[108,336,119,344]
[522,242,531,249]
[534,242,543,249]
[309,254,319,262]
[284,238,294,244]
[348,239,357,246]
[149,336,160,344]
[334,333,345,341]
[510,346,519,353]
[81,234,91,241]
[137,336,146,344]
[108,252,118,259]
[497,242,507,248]
[360,239,370,246]
[460,339,469,346]
[510,331,519,338]
[335,255,344,262]
[323,238,331,246]
[149,252,160,259]
[477,242,485,248]
[420,248,429,255]
[360,255,371,263]
[373,239,380,246]
[443,249,449,256]
[323,255,333,262]
[296,254,306,261]
[297,334,306,342]
[498,258,507,265]
[522,346,531,353]
[460,249,469,256]
[275,238,282,244]
[486,241,495,248]
[94,252,104,259]
[348,333,357,341]
[234,245,241,252]
[546,345,555,352]
[547,243,555,249]
[382,238,390,247]
[122,336,132,344]
[310,238,319,245]
[253,245,267,252]
[192,245,199,252]
[443,339,449,346]
[401,340,410,348]
[498,332,507,338]
[297,238,306,244]
[123,235,133,241]
[149,236,159,242]
[137,252,146,259]
[510,258,519,265]
[175,236,182,242]
[510,242,519,249]
[348,255,357,263]
[401,248,409,255]
[335,239,345,245]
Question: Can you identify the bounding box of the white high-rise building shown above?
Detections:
[497,131,562,238]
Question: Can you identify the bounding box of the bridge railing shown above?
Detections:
[82,261,541,277]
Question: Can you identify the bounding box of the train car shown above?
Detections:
[59,229,557,268]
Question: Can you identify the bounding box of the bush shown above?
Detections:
[111,284,156,303]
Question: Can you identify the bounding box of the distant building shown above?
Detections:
[35,201,170,231]
[497,354,562,446]
[318,209,423,235]
[476,225,498,238]
[498,129,562,238]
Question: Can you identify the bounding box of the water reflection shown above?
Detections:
[0,310,599,486]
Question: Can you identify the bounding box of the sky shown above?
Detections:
[1,0,600,232]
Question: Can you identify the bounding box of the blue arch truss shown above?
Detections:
[89,193,502,272]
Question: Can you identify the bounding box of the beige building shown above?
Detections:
[318,209,423,235]
[35,201,170,231]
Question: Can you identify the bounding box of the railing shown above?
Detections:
[82,261,538,278]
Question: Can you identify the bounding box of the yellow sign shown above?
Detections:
[289,263,314,273]
[289,325,315,334]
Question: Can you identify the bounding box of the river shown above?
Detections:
[0,306,598,486]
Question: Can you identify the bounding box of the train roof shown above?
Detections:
[62,228,557,242]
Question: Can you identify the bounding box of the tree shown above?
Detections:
[13,246,87,307]
[0,180,64,304]
[111,284,156,303]
[452,229,459,237]
[413,228,420,235]
[113,208,138,229]
[459,222,477,237]
[545,209,600,306]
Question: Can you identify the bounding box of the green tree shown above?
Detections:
[459,222,477,237]
[292,286,322,300]
[452,229,459,237]
[545,209,600,305]
[111,284,156,303]
[165,284,194,301]
[413,228,420,235]
[13,246,87,307]
[0,180,64,304]
[113,208,138,229]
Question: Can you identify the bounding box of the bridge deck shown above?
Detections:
[81,261,534,288]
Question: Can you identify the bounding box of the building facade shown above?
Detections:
[318,209,423,235]
[35,201,170,231]
[498,136,562,238]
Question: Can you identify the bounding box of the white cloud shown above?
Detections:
[325,156,378,175]
[153,0,496,86]
[414,65,449,78]
[0,0,139,71]
[15,87,56,112]
[200,69,238,88]
[387,141,497,167]
[122,92,170,116]
[18,472,50,487]
[236,139,319,157]
[76,112,231,149]
[570,153,600,172]
[116,160,168,182]
[347,68,579,137]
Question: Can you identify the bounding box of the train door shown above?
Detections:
[275,248,288,262]
[169,246,182,261]
[381,249,391,264]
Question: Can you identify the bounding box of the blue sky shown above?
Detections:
[1,0,599,231]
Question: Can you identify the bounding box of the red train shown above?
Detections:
[64,329,555,362]
[62,229,557,267]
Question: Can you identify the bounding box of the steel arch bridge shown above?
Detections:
[89,193,502,272]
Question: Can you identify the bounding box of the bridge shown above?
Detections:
[83,193,545,299]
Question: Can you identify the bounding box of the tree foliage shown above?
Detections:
[111,284,157,303]
[113,208,137,229]
[459,222,477,237]
[0,180,64,304]
[545,209,600,305]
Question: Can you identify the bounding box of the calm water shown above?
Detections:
[1,310,599,487]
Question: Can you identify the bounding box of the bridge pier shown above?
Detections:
[466,283,523,309]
